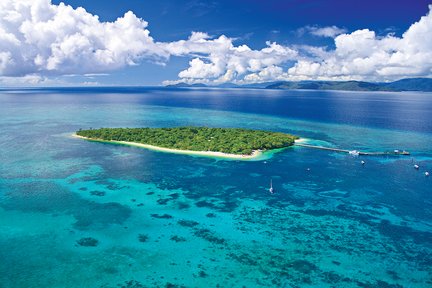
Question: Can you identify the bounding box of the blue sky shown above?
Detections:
[1,0,431,86]
[52,0,430,42]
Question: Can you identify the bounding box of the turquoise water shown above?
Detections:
[0,88,431,287]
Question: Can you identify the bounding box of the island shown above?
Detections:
[74,127,299,160]
[265,78,432,92]
[165,78,432,92]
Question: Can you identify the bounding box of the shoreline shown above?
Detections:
[72,133,271,160]
[294,137,308,144]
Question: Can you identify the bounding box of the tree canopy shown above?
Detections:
[76,127,298,155]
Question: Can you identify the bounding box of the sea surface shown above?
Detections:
[0,87,431,287]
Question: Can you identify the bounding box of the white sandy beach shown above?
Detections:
[72,133,264,160]
[294,137,308,144]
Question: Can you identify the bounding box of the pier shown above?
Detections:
[295,143,410,156]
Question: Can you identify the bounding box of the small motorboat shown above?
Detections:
[414,164,420,170]
[269,179,274,194]
[426,172,430,177]
[361,160,365,165]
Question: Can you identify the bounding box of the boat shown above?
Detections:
[349,150,360,156]
[414,164,420,169]
[269,179,274,194]
[426,172,430,177]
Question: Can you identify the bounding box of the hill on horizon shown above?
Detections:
[166,78,432,92]
[266,78,432,92]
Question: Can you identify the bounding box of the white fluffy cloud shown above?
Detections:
[162,32,298,84]
[1,0,432,85]
[287,7,432,82]
[0,0,167,77]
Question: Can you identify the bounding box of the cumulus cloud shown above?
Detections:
[161,32,298,84]
[0,0,298,84]
[1,0,432,85]
[287,6,432,82]
[0,0,167,77]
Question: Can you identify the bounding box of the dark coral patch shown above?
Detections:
[138,234,149,242]
[2,181,132,230]
[90,190,105,196]
[157,198,171,205]
[168,193,180,199]
[77,237,98,247]
[177,202,190,209]
[194,228,225,245]
[120,280,147,288]
[170,235,187,242]
[177,220,199,227]
[74,202,131,230]
[288,260,317,274]
[151,213,173,219]
[165,283,186,288]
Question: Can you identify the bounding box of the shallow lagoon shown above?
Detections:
[0,88,431,287]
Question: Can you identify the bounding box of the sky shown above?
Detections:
[0,0,431,86]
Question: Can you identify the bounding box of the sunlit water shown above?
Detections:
[0,88,431,287]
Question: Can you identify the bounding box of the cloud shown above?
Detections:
[243,65,284,83]
[82,81,100,86]
[161,32,298,84]
[286,6,432,81]
[171,5,432,84]
[0,0,167,77]
[0,75,55,86]
[301,25,347,38]
[1,1,432,85]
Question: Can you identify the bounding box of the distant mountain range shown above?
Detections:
[266,78,432,92]
[166,78,432,92]
[166,82,208,88]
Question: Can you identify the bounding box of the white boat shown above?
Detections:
[349,150,360,156]
[414,164,420,169]
[426,172,430,177]
[269,179,274,194]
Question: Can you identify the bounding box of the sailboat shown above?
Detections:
[269,179,274,194]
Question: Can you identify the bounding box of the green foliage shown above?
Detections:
[76,127,298,155]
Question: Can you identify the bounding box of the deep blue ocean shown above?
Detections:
[0,87,431,287]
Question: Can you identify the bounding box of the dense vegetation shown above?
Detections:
[76,127,298,155]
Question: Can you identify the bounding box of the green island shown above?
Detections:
[75,127,299,159]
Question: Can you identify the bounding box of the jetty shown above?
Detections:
[295,143,410,156]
